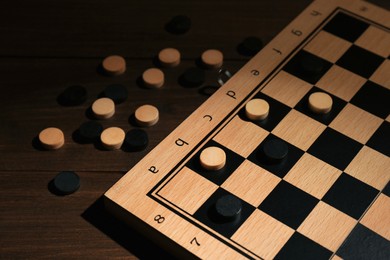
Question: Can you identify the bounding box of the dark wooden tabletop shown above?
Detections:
[1,0,388,259]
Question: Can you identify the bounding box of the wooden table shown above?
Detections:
[1,0,388,258]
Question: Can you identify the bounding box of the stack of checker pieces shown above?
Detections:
[105,0,389,259]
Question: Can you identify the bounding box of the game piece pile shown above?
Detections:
[37,14,265,196]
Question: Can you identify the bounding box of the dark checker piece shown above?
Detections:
[337,224,390,259]
[262,139,288,164]
[165,15,191,34]
[78,121,103,143]
[322,173,378,219]
[259,181,319,229]
[102,84,128,104]
[215,194,242,222]
[350,81,390,119]
[58,85,87,106]
[124,129,149,151]
[336,45,384,78]
[308,127,362,170]
[275,232,332,260]
[283,50,332,84]
[179,67,206,88]
[237,36,264,56]
[53,171,80,195]
[248,134,304,178]
[193,188,255,238]
[323,12,369,42]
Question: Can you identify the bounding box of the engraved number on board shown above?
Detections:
[154,214,165,224]
[191,237,200,246]
[251,70,260,76]
[291,29,302,36]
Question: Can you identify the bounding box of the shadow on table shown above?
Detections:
[82,197,177,259]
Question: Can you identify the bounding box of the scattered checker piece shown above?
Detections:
[102,55,126,76]
[38,127,65,150]
[158,48,181,67]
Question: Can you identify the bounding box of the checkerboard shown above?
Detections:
[105,0,390,258]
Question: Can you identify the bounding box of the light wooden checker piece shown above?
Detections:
[91,98,115,119]
[201,49,224,69]
[158,48,181,67]
[39,127,65,150]
[102,55,126,76]
[105,0,390,259]
[100,127,125,150]
[135,104,159,126]
[142,68,165,88]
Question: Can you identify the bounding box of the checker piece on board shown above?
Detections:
[262,139,289,164]
[200,146,226,171]
[245,98,269,121]
[308,92,333,114]
[215,195,242,222]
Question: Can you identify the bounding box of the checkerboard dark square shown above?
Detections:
[239,92,291,132]
[350,81,390,119]
[383,181,390,197]
[295,86,347,125]
[366,121,390,157]
[248,134,304,178]
[336,45,384,78]
[308,127,362,170]
[186,140,245,186]
[337,224,390,259]
[275,232,332,260]
[322,173,379,219]
[323,12,369,42]
[283,50,332,84]
[193,188,255,238]
[259,181,318,229]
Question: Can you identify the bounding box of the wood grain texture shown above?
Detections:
[272,109,327,151]
[104,0,390,258]
[231,210,294,259]
[1,0,389,259]
[297,201,357,251]
[159,167,219,214]
[360,194,390,240]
